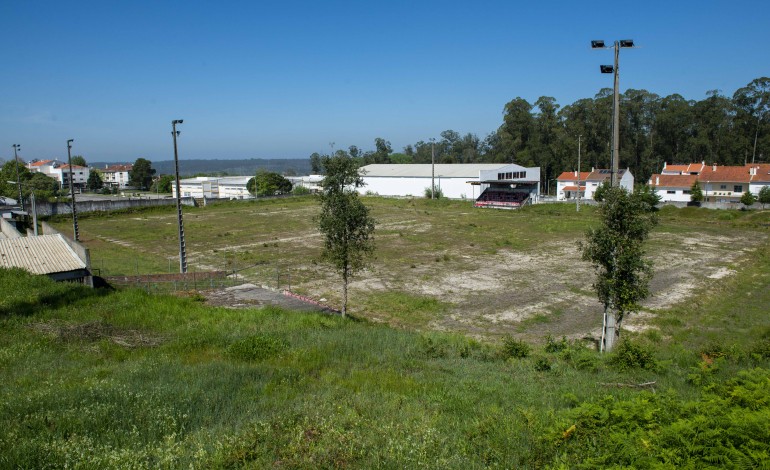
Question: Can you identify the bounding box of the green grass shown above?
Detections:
[2,261,770,467]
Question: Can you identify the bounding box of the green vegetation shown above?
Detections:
[2,251,770,467]
[690,180,704,203]
[318,155,376,316]
[741,190,757,207]
[581,187,657,351]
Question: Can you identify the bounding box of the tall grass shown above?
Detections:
[2,264,770,467]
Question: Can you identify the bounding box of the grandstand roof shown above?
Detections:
[0,234,86,275]
[360,164,512,178]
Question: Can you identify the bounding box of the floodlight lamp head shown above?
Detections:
[591,40,605,48]
[600,65,614,74]
[173,119,183,125]
[619,39,634,48]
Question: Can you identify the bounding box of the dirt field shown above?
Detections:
[57,198,769,342]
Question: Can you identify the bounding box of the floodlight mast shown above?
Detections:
[172,119,187,273]
[592,39,635,188]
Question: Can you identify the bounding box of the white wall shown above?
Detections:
[360,177,475,199]
[655,188,691,202]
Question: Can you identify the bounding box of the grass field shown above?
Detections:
[5,199,770,467]
[49,196,770,342]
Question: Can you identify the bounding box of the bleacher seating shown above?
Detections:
[474,189,530,209]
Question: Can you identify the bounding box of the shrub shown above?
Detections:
[227,334,288,361]
[533,356,552,372]
[424,186,443,199]
[501,336,531,359]
[608,339,657,370]
[292,185,311,196]
[544,334,570,353]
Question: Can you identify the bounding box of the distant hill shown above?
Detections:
[90,158,311,177]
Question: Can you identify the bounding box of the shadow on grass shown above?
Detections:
[0,268,110,317]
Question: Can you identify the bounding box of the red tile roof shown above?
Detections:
[28,160,53,167]
[556,171,592,181]
[698,165,751,183]
[649,174,697,188]
[102,164,133,172]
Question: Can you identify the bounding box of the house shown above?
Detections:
[98,164,133,189]
[27,159,90,190]
[556,168,634,201]
[649,162,770,203]
[358,163,540,200]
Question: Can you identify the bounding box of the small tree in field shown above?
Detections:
[318,155,375,317]
[690,180,704,203]
[758,186,770,208]
[581,187,657,352]
[740,191,756,207]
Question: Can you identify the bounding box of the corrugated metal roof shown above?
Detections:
[361,164,510,178]
[0,234,86,275]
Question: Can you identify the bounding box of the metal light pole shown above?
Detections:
[12,144,23,211]
[172,119,187,273]
[592,39,635,188]
[66,139,79,241]
[430,138,436,199]
[577,135,582,212]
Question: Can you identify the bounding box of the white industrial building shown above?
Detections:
[171,176,253,199]
[358,163,540,201]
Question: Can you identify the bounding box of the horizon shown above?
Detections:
[2,0,768,163]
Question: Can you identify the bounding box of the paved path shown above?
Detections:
[204,283,338,314]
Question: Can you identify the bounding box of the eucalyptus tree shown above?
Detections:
[318,155,376,317]
[733,77,770,164]
[581,187,657,352]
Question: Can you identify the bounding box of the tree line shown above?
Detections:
[309,77,770,189]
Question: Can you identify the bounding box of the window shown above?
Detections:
[734,185,743,193]
[667,190,676,194]
[720,184,727,190]
[683,190,691,194]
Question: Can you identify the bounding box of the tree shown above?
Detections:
[248,171,292,197]
[581,187,657,352]
[593,181,611,201]
[156,175,175,193]
[635,184,661,211]
[71,155,87,167]
[128,158,155,190]
[86,171,103,191]
[758,186,770,208]
[690,180,704,203]
[740,191,756,207]
[318,155,376,317]
[309,152,323,174]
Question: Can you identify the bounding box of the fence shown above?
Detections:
[95,257,303,294]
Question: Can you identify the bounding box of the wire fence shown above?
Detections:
[94,258,302,294]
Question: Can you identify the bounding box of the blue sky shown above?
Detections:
[1,0,768,163]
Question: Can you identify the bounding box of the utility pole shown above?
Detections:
[172,119,187,273]
[12,144,23,212]
[577,135,582,212]
[430,138,436,199]
[66,139,79,241]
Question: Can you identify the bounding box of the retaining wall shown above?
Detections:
[35,197,195,217]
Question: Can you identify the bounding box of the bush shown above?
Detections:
[533,356,552,372]
[544,334,570,353]
[608,339,657,370]
[292,185,311,196]
[424,186,444,199]
[501,336,531,359]
[227,334,288,361]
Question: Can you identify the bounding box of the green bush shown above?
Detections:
[533,356,552,372]
[501,336,531,359]
[227,334,288,361]
[544,334,570,353]
[292,185,311,196]
[608,339,657,371]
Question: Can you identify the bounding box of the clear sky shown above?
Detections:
[2,0,768,163]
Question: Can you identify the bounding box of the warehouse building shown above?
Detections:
[358,163,540,202]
